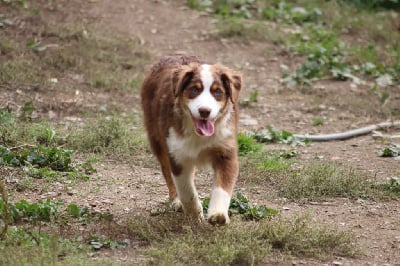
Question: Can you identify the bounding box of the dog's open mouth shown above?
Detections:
[194,118,215,136]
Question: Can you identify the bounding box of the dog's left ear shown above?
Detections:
[172,66,195,97]
[219,67,242,104]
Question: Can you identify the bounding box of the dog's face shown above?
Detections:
[173,64,241,137]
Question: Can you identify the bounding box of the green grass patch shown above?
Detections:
[127,212,356,264]
[280,163,372,201]
[0,108,63,147]
[240,151,399,201]
[0,60,45,86]
[0,227,119,266]
[66,115,147,157]
[1,108,146,158]
[239,149,297,188]
[278,162,400,201]
[312,117,325,126]
[237,132,262,156]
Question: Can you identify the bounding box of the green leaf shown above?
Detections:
[380,146,399,157]
[66,204,81,217]
[26,39,36,47]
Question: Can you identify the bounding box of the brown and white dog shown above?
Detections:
[140,55,242,225]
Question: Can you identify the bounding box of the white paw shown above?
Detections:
[207,212,230,225]
[171,198,183,212]
[207,187,231,225]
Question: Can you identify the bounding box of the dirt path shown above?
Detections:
[74,0,400,265]
[5,0,399,265]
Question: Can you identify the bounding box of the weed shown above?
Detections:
[2,198,62,224]
[228,191,278,220]
[381,176,400,194]
[379,144,399,157]
[312,117,325,126]
[262,1,322,24]
[0,145,73,171]
[239,90,258,107]
[237,132,262,156]
[203,191,278,221]
[87,234,128,251]
[253,126,307,146]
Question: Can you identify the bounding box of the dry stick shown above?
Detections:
[294,121,400,142]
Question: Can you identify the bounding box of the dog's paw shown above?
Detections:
[207,212,230,226]
[183,202,204,222]
[171,198,183,212]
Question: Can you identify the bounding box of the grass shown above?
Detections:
[1,7,149,93]
[1,108,147,158]
[312,117,325,126]
[41,24,149,92]
[66,115,147,157]
[0,228,119,266]
[127,212,356,265]
[237,132,262,156]
[240,149,400,202]
[279,163,373,201]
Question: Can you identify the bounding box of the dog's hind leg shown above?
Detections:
[159,157,183,212]
[149,140,182,211]
[172,163,204,222]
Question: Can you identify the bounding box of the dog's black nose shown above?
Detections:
[199,107,211,118]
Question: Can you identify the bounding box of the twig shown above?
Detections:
[294,121,400,141]
[9,144,36,151]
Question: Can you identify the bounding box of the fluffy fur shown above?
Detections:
[140,55,242,225]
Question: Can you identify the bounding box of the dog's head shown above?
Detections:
[173,63,242,137]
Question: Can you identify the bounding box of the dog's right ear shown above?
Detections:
[172,66,195,97]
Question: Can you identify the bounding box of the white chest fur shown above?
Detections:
[166,111,233,165]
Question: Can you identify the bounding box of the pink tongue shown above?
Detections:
[195,119,215,136]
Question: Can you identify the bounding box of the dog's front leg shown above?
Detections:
[208,150,238,225]
[172,163,204,222]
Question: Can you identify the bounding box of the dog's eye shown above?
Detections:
[212,88,223,98]
[189,86,200,96]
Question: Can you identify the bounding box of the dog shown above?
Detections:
[140,55,242,225]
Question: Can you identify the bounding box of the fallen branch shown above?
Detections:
[294,121,400,141]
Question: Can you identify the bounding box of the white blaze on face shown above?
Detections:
[188,64,221,137]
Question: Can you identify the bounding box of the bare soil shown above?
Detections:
[2,0,400,265]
